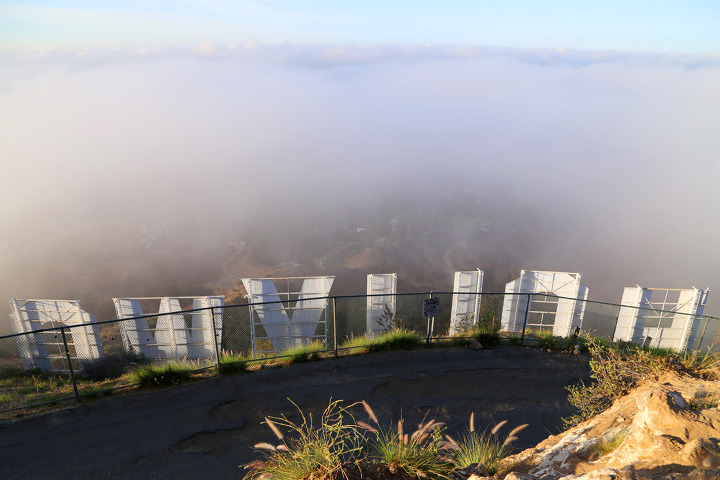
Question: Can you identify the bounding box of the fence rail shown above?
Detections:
[1,292,718,417]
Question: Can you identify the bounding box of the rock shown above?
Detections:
[503,371,720,480]
[503,473,534,480]
[687,467,720,479]
[557,468,620,479]
[467,341,484,351]
[452,463,490,480]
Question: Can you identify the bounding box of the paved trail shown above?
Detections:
[0,347,590,480]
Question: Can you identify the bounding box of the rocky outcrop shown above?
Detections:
[502,371,720,480]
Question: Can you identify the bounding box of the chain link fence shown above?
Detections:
[1,292,718,417]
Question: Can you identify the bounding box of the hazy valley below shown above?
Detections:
[2,186,717,336]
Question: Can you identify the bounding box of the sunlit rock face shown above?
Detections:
[503,371,720,480]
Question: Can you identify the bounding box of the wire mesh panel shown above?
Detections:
[332,295,369,346]
[0,332,79,413]
[366,274,397,336]
[9,299,103,373]
[613,287,709,351]
[577,301,621,342]
[501,271,588,337]
[112,297,223,362]
[242,277,334,356]
[1,290,719,419]
[218,304,254,356]
[399,293,439,336]
[449,270,484,335]
[692,316,720,352]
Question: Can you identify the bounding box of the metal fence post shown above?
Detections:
[610,304,621,343]
[697,317,710,351]
[520,294,531,345]
[424,292,437,346]
[60,327,81,402]
[332,297,338,358]
[210,306,221,375]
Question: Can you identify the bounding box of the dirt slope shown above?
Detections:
[502,371,720,480]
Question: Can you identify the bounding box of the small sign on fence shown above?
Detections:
[423,297,440,318]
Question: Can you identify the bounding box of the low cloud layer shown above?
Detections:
[1,44,719,332]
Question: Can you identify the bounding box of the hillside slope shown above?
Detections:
[502,371,720,479]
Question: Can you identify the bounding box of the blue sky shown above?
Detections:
[1,0,718,53]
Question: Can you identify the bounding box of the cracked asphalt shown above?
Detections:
[0,346,590,480]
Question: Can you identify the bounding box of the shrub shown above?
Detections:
[451,320,501,347]
[243,400,365,480]
[218,351,249,375]
[361,402,451,480]
[443,414,526,475]
[689,394,720,411]
[80,351,149,381]
[130,361,195,387]
[563,338,681,429]
[341,329,422,354]
[377,304,403,333]
[678,346,720,381]
[593,430,627,457]
[282,342,326,364]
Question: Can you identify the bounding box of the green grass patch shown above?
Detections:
[340,329,422,353]
[218,351,249,374]
[129,361,196,387]
[281,342,326,364]
[370,424,451,480]
[443,414,526,476]
[244,400,365,480]
[689,393,720,410]
[80,351,149,381]
[450,320,501,347]
[593,430,627,456]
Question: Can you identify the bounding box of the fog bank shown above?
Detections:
[1,44,719,333]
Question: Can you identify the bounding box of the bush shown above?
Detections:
[130,361,195,387]
[562,337,701,429]
[340,329,422,354]
[218,351,249,375]
[593,430,627,457]
[443,414,526,475]
[243,400,365,480]
[451,320,501,347]
[282,342,326,364]
[80,351,149,381]
[377,304,403,333]
[361,402,451,480]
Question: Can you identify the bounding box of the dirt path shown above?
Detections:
[0,347,589,480]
